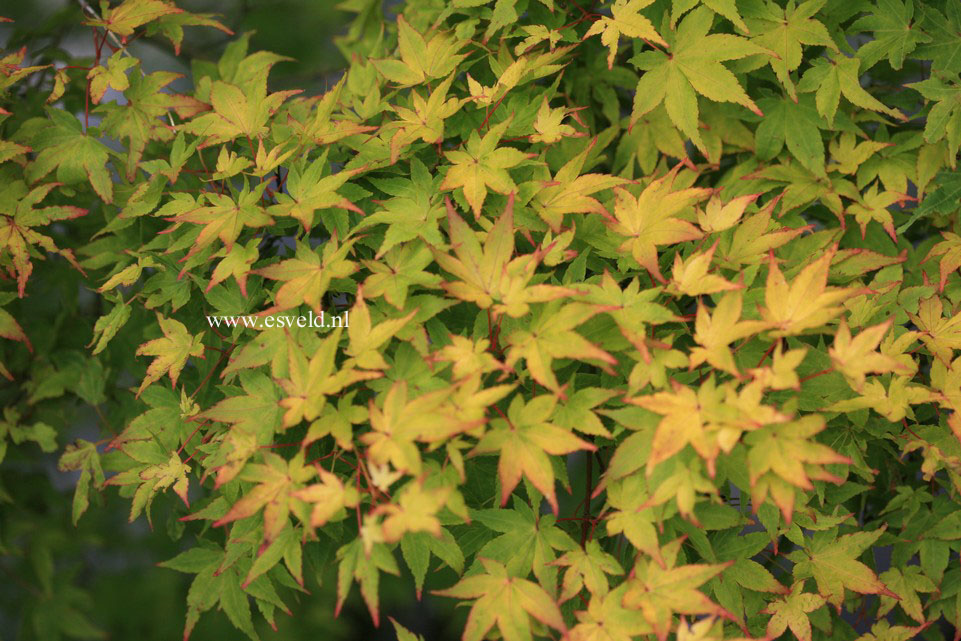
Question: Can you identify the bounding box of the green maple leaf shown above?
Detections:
[362,241,441,310]
[335,538,400,627]
[98,70,197,180]
[754,95,826,176]
[23,107,114,203]
[471,394,595,514]
[743,0,838,99]
[504,301,618,397]
[552,539,623,602]
[790,527,898,611]
[877,566,936,623]
[797,53,905,125]
[472,502,578,594]
[57,439,106,525]
[851,0,932,71]
[372,15,466,87]
[440,119,530,219]
[908,74,961,162]
[105,440,190,525]
[385,73,463,164]
[433,557,567,641]
[762,582,825,641]
[914,2,961,74]
[354,158,446,257]
[135,313,204,397]
[569,583,654,640]
[201,371,282,453]
[630,6,769,152]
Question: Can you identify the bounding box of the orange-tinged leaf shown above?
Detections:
[172,185,272,259]
[830,318,913,391]
[760,250,860,336]
[621,538,732,641]
[584,0,665,70]
[84,0,182,37]
[255,237,357,315]
[605,168,711,283]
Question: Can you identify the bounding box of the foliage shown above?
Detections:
[2,0,961,640]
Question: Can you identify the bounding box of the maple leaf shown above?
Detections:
[171,183,273,259]
[84,0,182,37]
[362,241,441,310]
[630,7,769,151]
[212,451,315,549]
[290,467,360,531]
[789,527,898,611]
[440,119,530,219]
[851,0,931,71]
[279,328,380,429]
[23,107,114,203]
[584,0,666,70]
[689,290,765,377]
[877,566,936,623]
[385,73,462,164]
[584,271,678,362]
[432,557,567,641]
[135,313,204,397]
[0,180,86,297]
[504,301,619,397]
[569,583,654,641]
[830,318,912,391]
[181,74,299,145]
[604,473,665,564]
[254,237,357,316]
[267,154,364,231]
[714,196,808,268]
[926,231,961,292]
[57,439,105,525]
[826,375,936,422]
[205,240,258,296]
[797,53,905,125]
[912,2,961,74]
[907,295,961,365]
[105,441,190,526]
[345,288,416,370]
[335,537,400,627]
[744,414,850,523]
[432,195,580,318]
[372,15,466,87]
[745,0,838,99]
[666,241,740,297]
[908,75,961,164]
[471,394,595,514]
[762,582,825,641]
[529,96,585,144]
[621,537,732,641]
[759,250,861,337]
[552,539,623,602]
[87,51,138,103]
[847,182,902,242]
[99,71,205,180]
[530,142,629,231]
[604,167,712,283]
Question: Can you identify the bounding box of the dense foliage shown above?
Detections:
[3,0,961,639]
